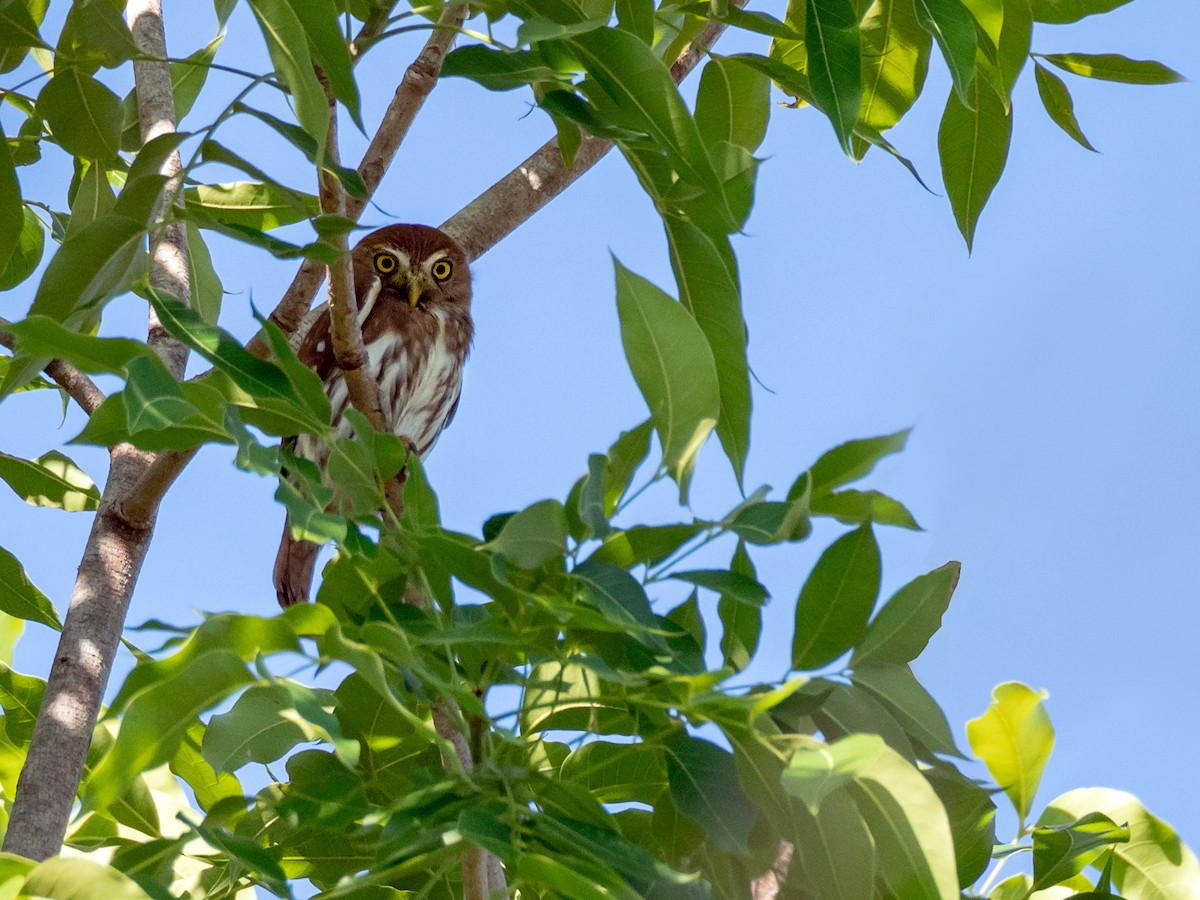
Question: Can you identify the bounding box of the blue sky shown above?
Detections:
[1,0,1197,867]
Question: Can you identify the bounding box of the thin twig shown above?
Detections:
[441,9,739,260]
[258,2,468,349]
[0,318,107,415]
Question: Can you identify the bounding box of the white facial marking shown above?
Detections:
[316,341,326,353]
[356,278,382,325]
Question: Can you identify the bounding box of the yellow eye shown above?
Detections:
[374,253,397,274]
[431,259,453,282]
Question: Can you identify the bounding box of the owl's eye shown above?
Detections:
[430,259,453,282]
[374,253,398,274]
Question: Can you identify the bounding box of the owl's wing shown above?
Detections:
[296,307,336,379]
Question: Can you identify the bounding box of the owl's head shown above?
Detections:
[353,224,471,313]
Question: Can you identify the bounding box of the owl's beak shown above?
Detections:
[405,272,433,308]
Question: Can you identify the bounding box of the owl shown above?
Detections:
[274,224,473,607]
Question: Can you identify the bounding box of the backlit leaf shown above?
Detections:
[1029,0,1133,24]
[1034,62,1097,151]
[0,205,45,291]
[245,0,329,143]
[0,544,61,629]
[850,664,963,757]
[938,74,1011,250]
[614,259,719,503]
[1040,52,1184,85]
[287,0,362,126]
[695,55,770,152]
[853,0,931,158]
[0,449,100,511]
[967,681,1054,824]
[809,430,909,495]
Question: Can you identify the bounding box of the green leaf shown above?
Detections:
[560,740,667,804]
[57,0,139,70]
[792,524,880,669]
[966,681,1054,825]
[853,0,930,157]
[485,499,568,568]
[0,119,20,278]
[185,222,224,325]
[852,561,960,666]
[790,788,876,900]
[170,720,243,812]
[849,742,959,899]
[1034,62,1097,151]
[1038,788,1200,898]
[1029,0,1132,24]
[663,216,750,488]
[185,180,318,231]
[287,0,362,126]
[578,452,611,538]
[850,664,963,757]
[0,449,101,511]
[86,649,254,811]
[805,0,862,154]
[813,682,915,758]
[1040,52,1184,85]
[22,857,153,900]
[245,0,330,143]
[938,74,1011,250]
[995,0,1032,103]
[0,205,45,290]
[718,541,762,671]
[66,161,115,238]
[810,488,921,529]
[809,429,909,495]
[1032,812,1130,892]
[663,731,756,854]
[573,558,666,650]
[588,522,705,569]
[912,0,977,106]
[0,544,61,629]
[614,259,719,503]
[2,315,149,373]
[670,568,769,607]
[695,55,770,152]
[230,104,367,198]
[923,764,997,887]
[0,661,45,744]
[203,682,318,772]
[782,732,884,812]
[36,70,123,161]
[442,46,564,91]
[0,0,47,74]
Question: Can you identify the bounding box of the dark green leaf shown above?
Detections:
[245,0,329,143]
[1032,812,1130,892]
[850,664,963,757]
[0,0,47,74]
[442,46,564,91]
[663,216,750,488]
[573,559,666,649]
[560,740,667,804]
[0,119,20,278]
[36,70,123,161]
[812,682,915,758]
[810,488,921,529]
[923,764,997,888]
[1040,52,1184,85]
[912,0,977,106]
[718,542,761,671]
[790,788,876,900]
[805,0,862,154]
[57,0,139,69]
[1034,62,1097,151]
[0,205,45,290]
[0,450,100,511]
[0,544,61,629]
[578,453,611,538]
[852,561,960,666]
[792,524,880,669]
[614,259,719,503]
[663,731,756,854]
[671,568,769,607]
[938,74,1011,250]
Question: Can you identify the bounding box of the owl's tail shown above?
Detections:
[274,519,320,607]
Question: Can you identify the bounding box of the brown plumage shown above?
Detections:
[274,224,473,607]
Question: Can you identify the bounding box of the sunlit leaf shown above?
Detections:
[782,732,884,812]
[0,449,100,511]
[809,430,909,495]
[967,681,1054,824]
[790,788,876,900]
[36,70,123,161]
[245,0,329,142]
[0,661,45,744]
[1040,52,1184,85]
[0,206,45,291]
[694,55,770,152]
[22,857,152,900]
[806,0,862,153]
[1029,0,1132,24]
[852,0,931,158]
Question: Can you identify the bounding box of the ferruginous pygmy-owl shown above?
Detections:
[273,224,473,607]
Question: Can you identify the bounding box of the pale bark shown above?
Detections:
[1,0,189,861]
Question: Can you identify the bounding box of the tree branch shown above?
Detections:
[0,318,107,415]
[258,2,469,349]
[441,10,737,260]
[2,0,190,861]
